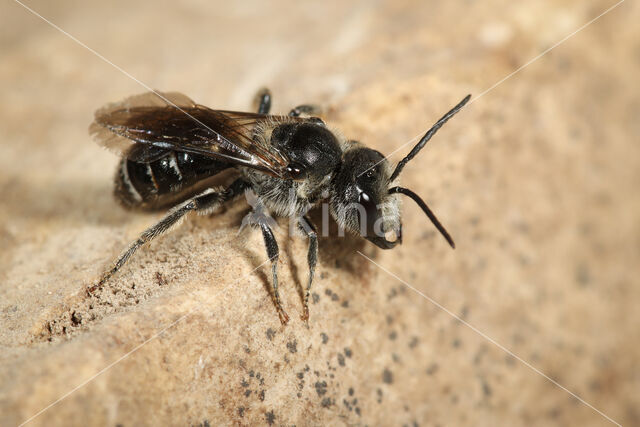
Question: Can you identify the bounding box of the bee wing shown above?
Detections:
[90,91,197,157]
[90,91,292,176]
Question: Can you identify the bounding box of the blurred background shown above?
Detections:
[1,1,638,426]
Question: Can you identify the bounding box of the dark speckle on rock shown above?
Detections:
[256,373,264,386]
[344,347,352,358]
[287,339,297,353]
[315,381,328,396]
[155,271,168,287]
[474,345,488,365]
[389,331,397,340]
[337,353,345,367]
[321,397,334,408]
[244,389,251,397]
[320,333,329,344]
[576,264,591,286]
[259,390,265,401]
[409,336,419,349]
[548,407,562,419]
[459,306,469,320]
[383,368,394,384]
[297,371,304,379]
[312,292,320,304]
[265,410,275,425]
[241,378,249,388]
[266,328,276,341]
[481,378,492,397]
[426,363,439,375]
[237,407,245,418]
[348,387,354,396]
[70,311,82,326]
[341,300,349,308]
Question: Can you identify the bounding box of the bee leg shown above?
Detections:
[253,87,272,114]
[298,216,318,321]
[89,179,248,294]
[288,104,322,118]
[259,222,290,325]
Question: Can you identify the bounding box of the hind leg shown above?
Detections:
[253,88,322,119]
[253,88,272,114]
[89,179,249,293]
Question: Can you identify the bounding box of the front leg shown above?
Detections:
[298,215,318,321]
[260,222,290,325]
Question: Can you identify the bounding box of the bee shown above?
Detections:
[89,88,470,324]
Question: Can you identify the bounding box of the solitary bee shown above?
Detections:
[89,89,470,324]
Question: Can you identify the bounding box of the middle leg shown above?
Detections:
[253,88,272,114]
[90,179,249,293]
[298,215,318,321]
[259,222,290,325]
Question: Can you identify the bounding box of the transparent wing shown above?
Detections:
[90,91,292,176]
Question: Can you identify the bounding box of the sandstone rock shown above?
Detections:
[1,1,638,426]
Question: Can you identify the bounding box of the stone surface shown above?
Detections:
[1,1,639,426]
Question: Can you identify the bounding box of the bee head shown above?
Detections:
[330,145,402,249]
[331,94,471,250]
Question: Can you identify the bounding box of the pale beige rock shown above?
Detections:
[1,1,639,426]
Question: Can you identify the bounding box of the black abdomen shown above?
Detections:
[115,151,231,210]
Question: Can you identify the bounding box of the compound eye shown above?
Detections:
[362,169,375,180]
[286,162,305,179]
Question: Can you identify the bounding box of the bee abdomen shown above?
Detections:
[114,151,230,210]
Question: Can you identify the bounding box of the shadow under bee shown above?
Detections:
[1,174,132,227]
